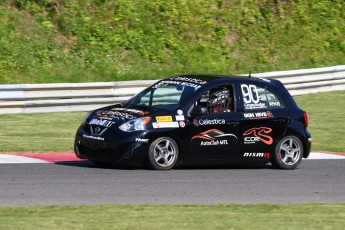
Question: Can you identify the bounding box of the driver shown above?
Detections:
[207,88,231,113]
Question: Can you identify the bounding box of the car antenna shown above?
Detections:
[248,71,252,78]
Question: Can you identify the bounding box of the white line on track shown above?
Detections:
[307,152,345,159]
[0,155,48,164]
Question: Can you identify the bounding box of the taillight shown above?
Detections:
[303,111,308,128]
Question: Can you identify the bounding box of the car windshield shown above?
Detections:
[125,82,198,111]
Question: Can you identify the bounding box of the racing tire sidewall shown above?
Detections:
[147,137,179,170]
[272,135,303,170]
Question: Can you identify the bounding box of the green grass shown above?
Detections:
[294,90,345,152]
[0,91,344,153]
[0,204,344,230]
[0,112,85,152]
[1,1,345,84]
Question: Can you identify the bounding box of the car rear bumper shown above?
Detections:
[302,131,312,158]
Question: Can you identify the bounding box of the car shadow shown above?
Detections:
[53,160,273,170]
[176,163,273,170]
[54,160,94,167]
[53,160,141,170]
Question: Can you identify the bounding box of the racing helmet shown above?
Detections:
[207,88,231,113]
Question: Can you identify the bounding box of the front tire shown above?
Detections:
[147,137,179,170]
[271,136,303,170]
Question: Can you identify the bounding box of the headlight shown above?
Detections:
[119,117,151,132]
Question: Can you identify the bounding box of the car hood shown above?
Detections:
[92,105,152,124]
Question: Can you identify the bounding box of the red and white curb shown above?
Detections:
[0,152,344,164]
[0,153,86,164]
[308,152,345,159]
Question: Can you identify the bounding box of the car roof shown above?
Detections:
[165,74,289,100]
[154,74,296,110]
[167,74,275,85]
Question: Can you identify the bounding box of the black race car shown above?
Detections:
[74,75,311,170]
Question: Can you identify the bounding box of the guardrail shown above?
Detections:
[1,65,344,114]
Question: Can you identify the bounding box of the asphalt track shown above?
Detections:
[0,152,344,206]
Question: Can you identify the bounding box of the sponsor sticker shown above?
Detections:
[269,102,281,107]
[152,77,207,89]
[100,111,135,120]
[243,152,270,158]
[243,127,273,145]
[177,109,183,115]
[135,138,149,143]
[244,111,273,119]
[152,122,179,128]
[156,116,173,122]
[99,108,149,120]
[179,121,185,128]
[192,129,237,140]
[170,76,207,85]
[112,108,149,116]
[245,103,266,110]
[89,119,115,127]
[175,115,185,121]
[83,134,104,141]
[193,119,225,127]
[96,110,103,116]
[201,140,228,146]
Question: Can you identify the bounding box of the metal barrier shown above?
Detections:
[0,65,344,114]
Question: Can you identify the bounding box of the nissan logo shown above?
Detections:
[94,127,101,134]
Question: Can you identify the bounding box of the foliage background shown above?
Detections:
[0,0,345,83]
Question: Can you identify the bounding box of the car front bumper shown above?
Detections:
[74,128,148,166]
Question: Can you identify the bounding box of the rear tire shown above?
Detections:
[147,137,179,170]
[271,136,303,170]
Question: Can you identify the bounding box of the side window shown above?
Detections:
[196,85,234,113]
[241,84,268,110]
[266,89,284,108]
[241,84,284,110]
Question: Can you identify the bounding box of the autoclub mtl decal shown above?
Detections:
[192,129,237,146]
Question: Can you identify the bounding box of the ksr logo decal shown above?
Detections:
[243,127,273,145]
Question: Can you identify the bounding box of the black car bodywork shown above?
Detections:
[75,75,311,170]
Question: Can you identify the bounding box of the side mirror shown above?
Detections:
[190,106,208,116]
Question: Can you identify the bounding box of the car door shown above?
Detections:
[238,82,289,159]
[188,84,241,160]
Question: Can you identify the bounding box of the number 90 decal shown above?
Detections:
[241,84,259,104]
